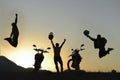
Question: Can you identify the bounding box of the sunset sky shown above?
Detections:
[0,0,120,72]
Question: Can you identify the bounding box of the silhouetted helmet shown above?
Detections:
[48,32,54,40]
[83,30,90,36]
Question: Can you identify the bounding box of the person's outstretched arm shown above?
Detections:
[60,39,66,48]
[86,35,95,41]
[51,40,55,48]
[15,13,18,24]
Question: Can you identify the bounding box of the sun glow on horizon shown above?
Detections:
[1,40,58,71]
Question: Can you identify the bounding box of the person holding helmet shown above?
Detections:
[84,30,113,58]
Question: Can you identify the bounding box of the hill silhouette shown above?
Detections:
[0,56,120,80]
[0,56,25,72]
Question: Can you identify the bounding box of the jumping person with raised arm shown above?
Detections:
[84,30,113,58]
[4,13,19,47]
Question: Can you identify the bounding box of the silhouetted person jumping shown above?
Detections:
[4,13,19,47]
[84,30,113,58]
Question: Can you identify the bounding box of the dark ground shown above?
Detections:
[0,70,120,80]
[0,56,119,80]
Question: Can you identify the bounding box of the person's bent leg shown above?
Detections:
[99,48,107,58]
[107,48,114,54]
[12,37,18,47]
[4,37,11,42]
[4,37,18,47]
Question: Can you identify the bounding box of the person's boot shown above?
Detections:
[4,37,11,42]
[107,48,114,54]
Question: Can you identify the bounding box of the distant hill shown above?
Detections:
[0,56,25,72]
[0,56,120,80]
